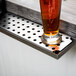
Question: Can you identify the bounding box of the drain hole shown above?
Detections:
[22,19,24,21]
[26,21,29,23]
[61,40,64,42]
[57,44,60,46]
[22,29,25,30]
[27,31,30,33]
[17,26,20,28]
[13,15,15,17]
[28,37,31,39]
[39,42,42,44]
[70,38,72,40]
[39,36,41,38]
[52,47,55,50]
[32,28,35,30]
[45,44,48,47]
[22,34,25,36]
[27,26,29,28]
[33,33,36,35]
[33,39,37,41]
[32,23,34,25]
[17,22,20,24]
[17,32,20,34]
[8,22,10,24]
[53,50,60,54]
[66,37,69,39]
[3,25,6,27]
[37,30,40,32]
[13,24,15,26]
[12,29,15,31]
[7,27,10,29]
[22,24,25,26]
[37,25,39,27]
[7,17,10,19]
[60,34,62,36]
[17,17,20,19]
[12,20,15,22]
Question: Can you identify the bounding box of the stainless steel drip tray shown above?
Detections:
[0,12,75,59]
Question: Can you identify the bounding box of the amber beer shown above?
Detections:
[40,0,61,36]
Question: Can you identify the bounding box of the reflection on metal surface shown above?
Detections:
[0,12,74,59]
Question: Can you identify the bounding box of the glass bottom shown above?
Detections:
[41,33,62,45]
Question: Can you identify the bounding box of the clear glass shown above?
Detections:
[40,0,62,45]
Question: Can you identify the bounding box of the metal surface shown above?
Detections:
[0,12,74,59]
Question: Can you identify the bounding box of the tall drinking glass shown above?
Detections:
[40,0,62,45]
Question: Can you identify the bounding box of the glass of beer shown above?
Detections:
[40,0,62,45]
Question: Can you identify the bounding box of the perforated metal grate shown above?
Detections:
[0,12,73,59]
